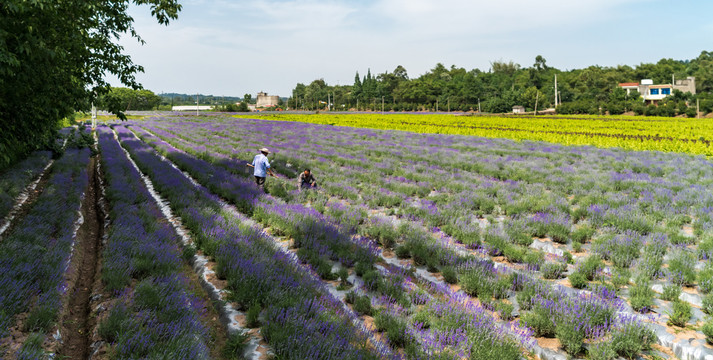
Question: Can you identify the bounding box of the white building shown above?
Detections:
[256,92,279,108]
[618,77,696,104]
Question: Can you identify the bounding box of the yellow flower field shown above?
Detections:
[235,113,713,156]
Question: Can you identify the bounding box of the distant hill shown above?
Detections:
[158,93,243,106]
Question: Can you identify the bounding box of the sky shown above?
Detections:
[110,0,713,97]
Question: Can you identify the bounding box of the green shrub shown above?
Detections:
[502,245,525,263]
[493,276,512,300]
[660,284,681,302]
[246,303,261,328]
[571,208,589,224]
[588,340,617,360]
[629,280,654,312]
[568,271,587,289]
[222,331,250,360]
[98,303,130,343]
[524,250,544,270]
[497,301,514,321]
[362,270,382,291]
[411,310,431,328]
[556,322,584,355]
[337,267,350,285]
[667,300,691,327]
[668,249,697,286]
[353,295,373,316]
[521,307,555,337]
[541,262,566,279]
[699,264,713,293]
[441,266,458,284]
[516,284,536,311]
[610,320,656,358]
[611,267,630,288]
[374,311,410,348]
[702,319,713,344]
[16,333,46,360]
[354,262,372,277]
[579,255,603,280]
[459,271,491,298]
[24,302,58,332]
[703,294,713,315]
[395,245,411,259]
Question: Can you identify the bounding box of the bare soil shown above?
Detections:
[57,156,103,359]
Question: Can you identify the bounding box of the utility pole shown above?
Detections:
[478,98,481,113]
[554,74,559,107]
[327,93,330,111]
[357,99,359,111]
[436,98,439,112]
[91,102,97,129]
[381,96,384,114]
[534,92,539,115]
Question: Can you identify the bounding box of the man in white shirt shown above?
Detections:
[250,147,275,191]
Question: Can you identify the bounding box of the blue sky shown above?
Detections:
[112,0,713,97]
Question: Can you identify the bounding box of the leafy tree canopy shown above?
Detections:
[0,0,181,169]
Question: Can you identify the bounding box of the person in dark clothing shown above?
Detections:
[298,168,316,191]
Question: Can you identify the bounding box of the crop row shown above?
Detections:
[0,150,52,224]
[95,126,213,358]
[0,147,90,358]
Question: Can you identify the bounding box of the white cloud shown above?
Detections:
[371,0,647,38]
[112,0,707,97]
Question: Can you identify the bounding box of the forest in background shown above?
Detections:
[290,51,713,115]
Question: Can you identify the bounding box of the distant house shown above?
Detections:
[618,77,696,104]
[512,105,525,114]
[256,92,279,108]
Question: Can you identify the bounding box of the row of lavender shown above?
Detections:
[0,125,94,227]
[112,124,395,359]
[95,126,212,358]
[127,124,540,358]
[128,121,658,359]
[0,147,90,358]
[0,151,52,225]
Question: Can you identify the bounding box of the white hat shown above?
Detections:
[259,147,270,153]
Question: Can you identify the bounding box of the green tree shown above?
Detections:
[0,0,181,169]
[98,87,161,111]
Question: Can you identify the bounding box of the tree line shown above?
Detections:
[289,52,713,115]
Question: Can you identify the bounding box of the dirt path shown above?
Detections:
[57,156,103,360]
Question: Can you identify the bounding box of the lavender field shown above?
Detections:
[2,116,713,360]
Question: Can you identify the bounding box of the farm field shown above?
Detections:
[2,114,713,359]
[236,113,713,157]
